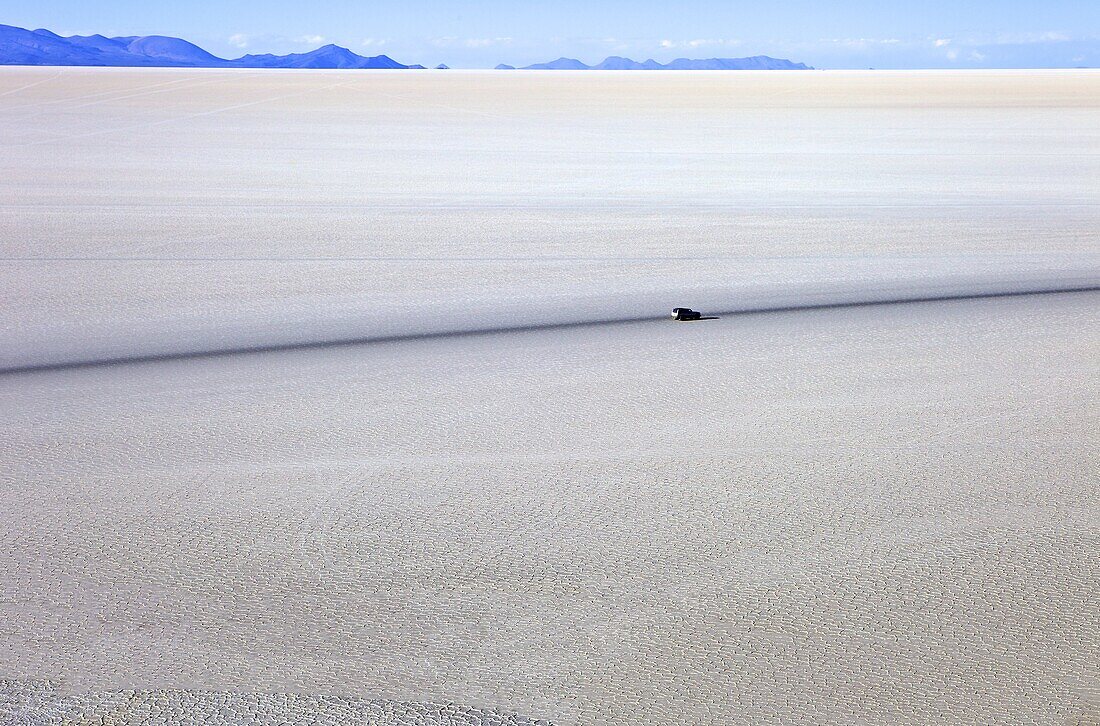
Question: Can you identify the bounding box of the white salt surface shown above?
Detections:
[2,292,1098,724]
[0,68,1099,724]
[0,69,1097,368]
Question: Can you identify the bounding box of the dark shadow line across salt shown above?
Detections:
[2,284,1097,377]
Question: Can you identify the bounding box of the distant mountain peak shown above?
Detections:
[522,57,590,70]
[124,36,223,64]
[0,23,423,69]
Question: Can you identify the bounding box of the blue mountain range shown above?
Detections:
[0,24,812,71]
[520,55,812,70]
[0,24,422,68]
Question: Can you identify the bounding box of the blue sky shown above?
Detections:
[5,0,1098,68]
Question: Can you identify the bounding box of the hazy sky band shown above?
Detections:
[4,0,1098,68]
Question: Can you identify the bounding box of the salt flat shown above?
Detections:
[2,293,1098,724]
[0,68,1098,725]
[0,69,1097,369]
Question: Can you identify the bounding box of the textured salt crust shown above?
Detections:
[0,69,1098,369]
[1,68,1099,725]
[0,680,551,725]
[3,259,1097,372]
[2,293,1098,725]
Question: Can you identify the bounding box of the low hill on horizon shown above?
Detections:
[521,55,813,70]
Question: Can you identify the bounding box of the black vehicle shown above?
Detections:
[671,307,702,321]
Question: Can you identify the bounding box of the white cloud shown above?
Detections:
[431,36,512,48]
[298,34,325,46]
[821,38,904,48]
[429,36,512,49]
[464,37,513,48]
[988,31,1073,45]
[602,38,746,52]
[969,50,987,62]
[946,49,959,60]
[685,39,742,48]
[228,33,249,49]
[933,38,951,47]
[361,37,387,47]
